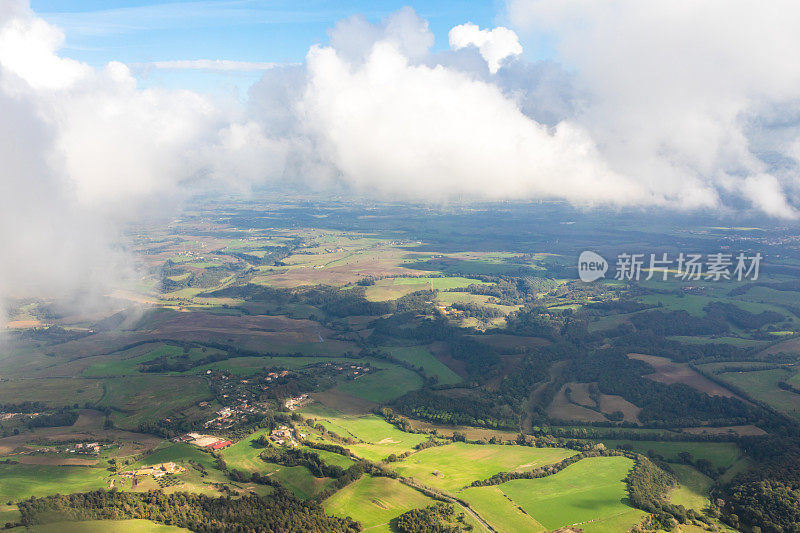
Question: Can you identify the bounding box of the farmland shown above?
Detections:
[302,408,429,462]
[391,442,577,492]
[323,475,435,531]
[498,456,642,531]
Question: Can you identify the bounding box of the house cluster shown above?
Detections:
[269,425,299,447]
[69,442,102,455]
[284,394,310,411]
[264,370,290,382]
[203,402,264,430]
[174,432,232,450]
[0,412,30,421]
[120,461,184,479]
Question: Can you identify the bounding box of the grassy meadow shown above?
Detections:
[323,475,434,532]
[498,456,642,532]
[302,408,429,462]
[391,442,577,492]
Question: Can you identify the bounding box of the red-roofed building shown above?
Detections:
[208,440,232,450]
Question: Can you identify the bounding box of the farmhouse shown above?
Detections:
[120,462,184,478]
[269,425,298,446]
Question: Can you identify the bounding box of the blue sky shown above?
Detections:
[31,1,500,65]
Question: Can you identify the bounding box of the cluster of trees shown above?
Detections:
[721,435,800,532]
[777,380,800,395]
[504,308,560,339]
[259,447,347,479]
[392,390,517,430]
[26,408,78,429]
[629,310,729,336]
[723,479,800,532]
[394,503,470,532]
[19,325,89,344]
[610,330,751,363]
[448,301,504,320]
[16,490,361,532]
[625,456,693,530]
[705,302,784,330]
[161,265,234,292]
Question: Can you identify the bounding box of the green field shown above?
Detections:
[196,356,362,376]
[669,464,712,511]
[304,447,356,469]
[380,346,462,385]
[499,456,641,531]
[0,378,105,406]
[638,293,791,320]
[82,344,223,377]
[0,463,109,502]
[135,442,215,469]
[99,375,212,428]
[667,335,770,348]
[391,442,577,492]
[302,408,429,462]
[222,429,271,472]
[335,363,423,403]
[323,475,434,532]
[460,485,545,532]
[713,368,800,420]
[261,461,335,499]
[599,440,740,469]
[364,276,487,301]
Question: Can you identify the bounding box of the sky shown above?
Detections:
[30,0,505,94]
[1,0,800,324]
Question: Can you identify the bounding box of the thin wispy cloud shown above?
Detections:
[140,59,284,72]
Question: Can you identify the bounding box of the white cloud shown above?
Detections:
[299,40,650,204]
[449,23,522,73]
[143,59,282,72]
[507,0,800,217]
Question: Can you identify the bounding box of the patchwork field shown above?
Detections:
[391,442,577,492]
[498,456,643,532]
[546,386,608,422]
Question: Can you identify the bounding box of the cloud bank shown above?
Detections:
[1,0,800,322]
